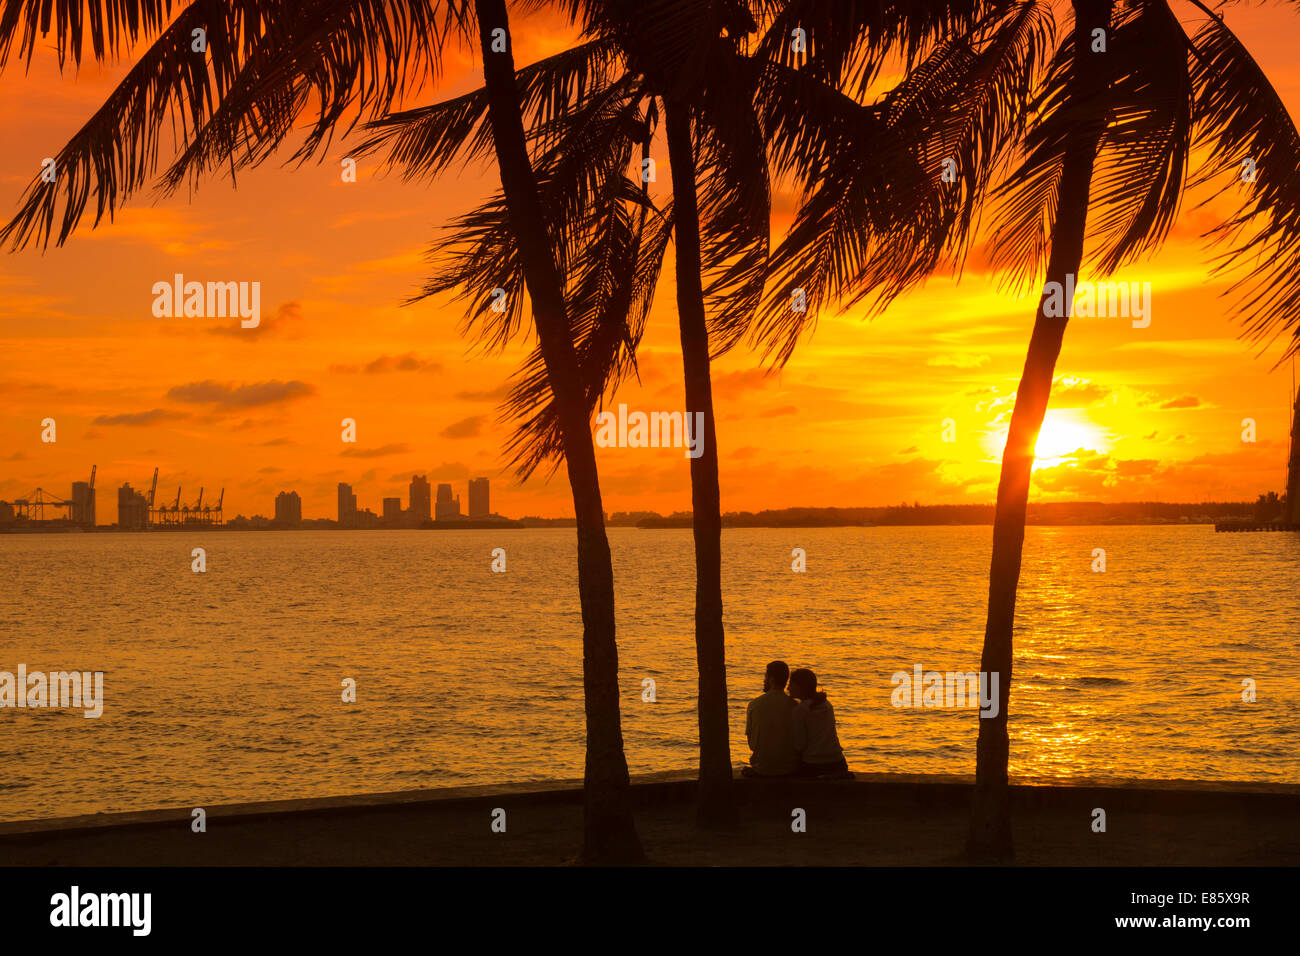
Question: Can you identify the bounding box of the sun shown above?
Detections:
[1033,410,1107,465]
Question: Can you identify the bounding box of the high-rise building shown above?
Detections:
[337,482,358,528]
[117,483,149,530]
[468,477,490,518]
[409,475,431,521]
[275,491,302,526]
[71,481,96,527]
[382,497,402,521]
[435,482,461,520]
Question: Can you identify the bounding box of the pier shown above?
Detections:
[1214,520,1298,532]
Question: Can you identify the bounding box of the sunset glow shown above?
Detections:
[0,6,1295,522]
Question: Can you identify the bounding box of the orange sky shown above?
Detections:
[2,4,1299,522]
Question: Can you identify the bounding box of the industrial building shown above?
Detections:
[117,483,150,530]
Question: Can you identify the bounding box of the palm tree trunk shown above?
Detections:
[967,0,1112,862]
[664,97,736,827]
[1286,380,1300,528]
[473,0,642,864]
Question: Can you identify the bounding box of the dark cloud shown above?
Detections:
[341,443,411,459]
[759,405,798,418]
[207,301,302,340]
[1160,394,1202,409]
[166,379,316,408]
[441,416,485,439]
[331,352,443,375]
[92,409,186,426]
[455,383,512,401]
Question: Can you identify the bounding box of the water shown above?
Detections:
[1,525,1297,822]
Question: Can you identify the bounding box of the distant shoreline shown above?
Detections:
[0,518,1255,533]
[1,500,1277,533]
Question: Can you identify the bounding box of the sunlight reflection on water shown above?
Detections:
[2,524,1297,820]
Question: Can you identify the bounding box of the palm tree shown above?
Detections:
[362,0,1005,827]
[0,0,645,863]
[967,0,1300,860]
[363,0,772,826]
[468,0,643,863]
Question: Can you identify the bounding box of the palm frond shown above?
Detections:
[754,0,998,97]
[0,0,179,67]
[985,1,1111,292]
[695,46,771,358]
[1087,0,1192,274]
[0,0,275,249]
[354,37,621,181]
[1188,10,1300,360]
[1,0,472,249]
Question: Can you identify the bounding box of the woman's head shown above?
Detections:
[789,668,819,701]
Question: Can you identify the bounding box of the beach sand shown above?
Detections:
[3,770,1298,866]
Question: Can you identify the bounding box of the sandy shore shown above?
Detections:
[3,769,1298,866]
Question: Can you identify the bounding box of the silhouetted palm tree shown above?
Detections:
[362,0,1012,827]
[362,0,769,826]
[968,0,1300,860]
[0,0,645,863]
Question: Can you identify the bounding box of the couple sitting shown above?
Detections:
[744,660,851,779]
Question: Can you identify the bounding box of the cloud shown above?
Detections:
[1159,394,1203,409]
[759,405,798,418]
[928,353,991,369]
[207,301,303,340]
[166,380,316,408]
[92,409,186,426]
[712,367,774,400]
[330,351,443,374]
[341,443,411,458]
[441,415,485,439]
[414,461,474,480]
[1051,376,1111,407]
[455,383,512,402]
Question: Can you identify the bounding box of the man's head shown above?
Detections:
[764,660,790,691]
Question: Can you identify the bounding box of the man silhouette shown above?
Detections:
[744,660,798,777]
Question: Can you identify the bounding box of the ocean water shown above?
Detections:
[1,525,1297,822]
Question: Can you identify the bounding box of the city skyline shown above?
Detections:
[2,6,1299,519]
[0,465,497,527]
